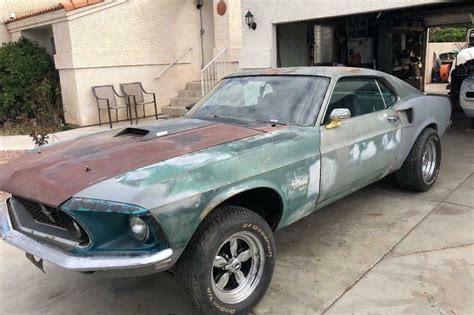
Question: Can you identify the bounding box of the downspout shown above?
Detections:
[197,1,205,69]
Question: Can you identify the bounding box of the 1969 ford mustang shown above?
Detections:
[0,67,451,314]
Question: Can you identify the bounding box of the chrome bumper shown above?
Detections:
[0,201,174,272]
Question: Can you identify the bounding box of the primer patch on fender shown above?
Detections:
[360,141,377,161]
[321,157,337,191]
[307,159,321,197]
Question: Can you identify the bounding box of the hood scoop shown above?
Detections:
[115,127,150,137]
[114,118,215,141]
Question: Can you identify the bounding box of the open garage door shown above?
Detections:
[275,2,473,92]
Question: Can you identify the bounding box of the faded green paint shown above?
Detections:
[71,67,449,259]
[75,126,321,250]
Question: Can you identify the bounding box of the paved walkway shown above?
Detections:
[0,117,161,151]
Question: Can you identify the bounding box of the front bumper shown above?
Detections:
[0,201,174,272]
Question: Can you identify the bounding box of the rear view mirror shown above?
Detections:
[326,108,351,129]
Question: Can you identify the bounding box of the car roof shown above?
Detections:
[225,66,386,80]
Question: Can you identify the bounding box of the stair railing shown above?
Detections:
[155,47,193,80]
[201,48,230,96]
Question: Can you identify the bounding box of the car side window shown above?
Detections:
[376,80,397,107]
[324,78,386,124]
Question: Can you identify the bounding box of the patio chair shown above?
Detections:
[120,82,158,123]
[91,85,132,128]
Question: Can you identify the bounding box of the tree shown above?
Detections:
[0,37,61,122]
[429,25,471,43]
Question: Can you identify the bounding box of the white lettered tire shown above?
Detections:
[176,205,276,314]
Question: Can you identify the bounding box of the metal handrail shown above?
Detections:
[202,48,227,71]
[200,48,229,96]
[154,47,192,80]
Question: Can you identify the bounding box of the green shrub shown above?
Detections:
[0,37,61,124]
[429,25,471,43]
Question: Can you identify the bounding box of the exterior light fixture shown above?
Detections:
[196,0,204,9]
[245,10,257,30]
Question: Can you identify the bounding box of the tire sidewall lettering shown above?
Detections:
[206,287,236,314]
[242,223,273,258]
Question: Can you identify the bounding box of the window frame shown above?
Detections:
[375,78,399,108]
[191,74,331,127]
[320,75,400,126]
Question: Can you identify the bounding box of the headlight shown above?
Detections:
[129,216,149,241]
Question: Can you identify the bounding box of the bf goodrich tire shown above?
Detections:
[395,128,441,192]
[176,206,275,315]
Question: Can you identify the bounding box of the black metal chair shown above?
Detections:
[91,85,132,128]
[120,82,158,123]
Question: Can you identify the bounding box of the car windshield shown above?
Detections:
[192,76,330,126]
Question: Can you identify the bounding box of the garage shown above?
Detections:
[275,2,474,92]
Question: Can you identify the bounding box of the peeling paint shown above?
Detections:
[286,173,309,199]
[349,144,361,162]
[321,157,337,191]
[307,160,320,197]
[360,141,377,161]
[285,200,316,226]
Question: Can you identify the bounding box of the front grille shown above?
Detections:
[15,196,67,229]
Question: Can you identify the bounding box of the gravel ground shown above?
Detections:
[0,151,24,202]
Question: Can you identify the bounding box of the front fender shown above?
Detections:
[200,179,286,221]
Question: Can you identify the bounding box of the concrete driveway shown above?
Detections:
[0,125,472,314]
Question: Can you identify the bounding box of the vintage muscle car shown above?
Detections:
[0,67,451,314]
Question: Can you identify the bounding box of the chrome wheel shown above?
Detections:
[421,138,437,184]
[211,231,265,304]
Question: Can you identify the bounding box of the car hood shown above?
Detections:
[0,118,268,207]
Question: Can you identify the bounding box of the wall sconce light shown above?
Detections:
[245,10,257,30]
[196,0,204,10]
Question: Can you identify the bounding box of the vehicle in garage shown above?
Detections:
[460,75,474,117]
[0,67,451,314]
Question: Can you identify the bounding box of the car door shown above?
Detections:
[318,77,401,205]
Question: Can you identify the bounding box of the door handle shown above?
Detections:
[387,116,398,122]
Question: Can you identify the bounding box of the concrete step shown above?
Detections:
[186,81,202,91]
[170,97,199,108]
[179,89,203,99]
[161,105,189,117]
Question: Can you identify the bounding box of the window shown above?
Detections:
[324,78,387,124]
[377,80,397,107]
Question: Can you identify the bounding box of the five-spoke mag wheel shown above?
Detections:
[176,206,275,314]
[211,231,265,304]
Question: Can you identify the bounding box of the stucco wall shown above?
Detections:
[213,0,241,62]
[240,0,451,69]
[0,0,59,44]
[424,41,467,84]
[57,0,215,125]
[6,0,216,126]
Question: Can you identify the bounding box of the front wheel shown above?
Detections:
[395,128,441,192]
[176,206,275,314]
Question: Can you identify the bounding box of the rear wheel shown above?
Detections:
[395,128,441,191]
[176,206,275,314]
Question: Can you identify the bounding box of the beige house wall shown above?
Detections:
[240,0,451,69]
[0,0,59,44]
[5,0,217,126]
[424,41,467,84]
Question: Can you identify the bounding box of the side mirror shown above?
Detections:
[326,108,351,129]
